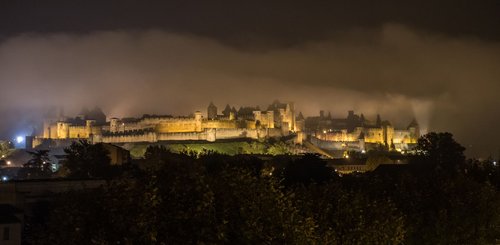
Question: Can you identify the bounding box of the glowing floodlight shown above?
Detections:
[16,136,24,144]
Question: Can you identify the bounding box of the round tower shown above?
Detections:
[110,118,119,133]
[207,128,216,142]
[86,120,96,137]
[194,111,203,132]
[57,122,70,139]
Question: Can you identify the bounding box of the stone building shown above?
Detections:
[207,102,217,120]
[306,110,420,152]
[32,101,303,147]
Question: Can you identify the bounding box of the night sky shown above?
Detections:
[0,1,499,157]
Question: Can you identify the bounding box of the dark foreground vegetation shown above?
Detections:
[23,133,500,244]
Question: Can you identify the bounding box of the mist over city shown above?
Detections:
[1,24,499,156]
[1,1,500,244]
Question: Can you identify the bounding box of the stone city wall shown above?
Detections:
[157,132,207,141]
[202,120,238,129]
[156,119,200,133]
[310,136,364,151]
[100,132,157,143]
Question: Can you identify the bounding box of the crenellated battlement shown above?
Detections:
[36,101,302,146]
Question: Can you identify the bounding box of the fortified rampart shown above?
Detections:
[307,110,420,153]
[202,120,238,129]
[94,128,285,144]
[156,119,201,133]
[310,136,365,152]
[34,101,305,147]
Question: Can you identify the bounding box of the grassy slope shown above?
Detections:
[125,140,271,158]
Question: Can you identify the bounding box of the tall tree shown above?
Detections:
[64,140,111,178]
[415,132,466,171]
[23,149,53,178]
[283,153,332,186]
[0,140,14,158]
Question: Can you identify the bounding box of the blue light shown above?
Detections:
[1,176,7,182]
[16,136,24,144]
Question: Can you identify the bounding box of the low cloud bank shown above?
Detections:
[0,24,498,156]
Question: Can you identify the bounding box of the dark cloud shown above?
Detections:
[0,24,499,157]
[1,1,500,46]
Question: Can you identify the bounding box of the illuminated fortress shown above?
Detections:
[31,102,419,154]
[33,101,302,148]
[306,110,420,153]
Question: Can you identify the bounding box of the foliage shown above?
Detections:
[64,140,112,178]
[365,154,391,171]
[467,159,500,190]
[415,132,466,171]
[293,184,406,244]
[0,140,14,157]
[127,139,295,158]
[25,132,500,244]
[266,141,291,155]
[31,153,318,244]
[283,153,333,186]
[20,149,53,179]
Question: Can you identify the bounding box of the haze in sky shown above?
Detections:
[0,1,499,157]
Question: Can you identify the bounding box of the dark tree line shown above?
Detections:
[20,149,53,179]
[63,140,113,178]
[23,133,500,244]
[20,140,120,180]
